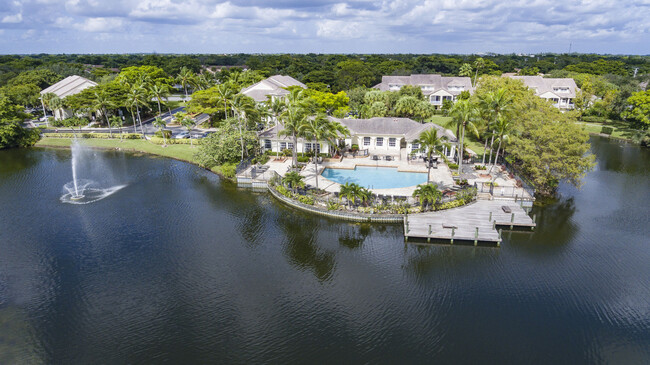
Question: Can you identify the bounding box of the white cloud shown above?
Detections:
[76,17,124,32]
[1,12,22,23]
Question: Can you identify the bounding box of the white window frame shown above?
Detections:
[363,137,371,146]
[264,139,272,149]
[376,137,383,147]
[280,142,287,150]
[288,142,294,150]
[411,143,420,151]
[389,138,396,147]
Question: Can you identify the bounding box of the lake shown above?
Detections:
[0,136,648,363]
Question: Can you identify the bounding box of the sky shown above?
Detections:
[0,0,649,55]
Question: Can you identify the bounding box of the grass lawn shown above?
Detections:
[577,120,640,141]
[36,137,200,164]
[427,115,486,159]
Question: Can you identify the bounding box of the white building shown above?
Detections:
[372,74,474,108]
[507,75,578,109]
[259,116,458,159]
[241,75,307,103]
[40,75,98,120]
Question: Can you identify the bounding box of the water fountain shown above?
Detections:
[60,139,127,204]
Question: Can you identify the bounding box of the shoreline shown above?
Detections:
[34,138,233,181]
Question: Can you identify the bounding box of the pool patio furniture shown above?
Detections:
[371,155,380,161]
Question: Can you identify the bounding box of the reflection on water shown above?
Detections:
[0,137,648,363]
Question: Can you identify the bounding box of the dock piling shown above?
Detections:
[474,227,478,246]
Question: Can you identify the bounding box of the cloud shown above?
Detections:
[1,12,22,23]
[0,0,648,53]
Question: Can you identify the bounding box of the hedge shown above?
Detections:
[149,136,199,145]
[600,126,614,135]
[581,116,607,123]
[42,133,141,139]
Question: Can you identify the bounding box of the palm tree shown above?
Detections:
[413,183,442,211]
[125,84,149,137]
[459,63,473,77]
[231,93,257,161]
[152,117,168,146]
[448,99,479,174]
[414,128,449,183]
[479,88,512,166]
[41,92,57,126]
[298,113,342,189]
[49,96,64,122]
[176,67,194,99]
[278,89,307,168]
[282,171,305,193]
[92,91,116,137]
[180,114,196,147]
[216,83,235,119]
[473,57,486,87]
[339,182,360,207]
[357,187,373,207]
[109,116,124,142]
[268,96,286,126]
[149,83,171,116]
[488,116,513,175]
[325,120,350,158]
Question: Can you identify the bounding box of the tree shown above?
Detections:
[109,116,124,142]
[459,63,473,77]
[92,91,116,137]
[149,83,171,116]
[195,120,258,168]
[0,96,39,149]
[125,84,149,137]
[334,60,375,92]
[339,182,360,207]
[152,117,168,146]
[282,171,305,193]
[488,116,513,175]
[176,66,194,99]
[414,128,448,183]
[479,88,512,165]
[448,99,479,174]
[412,183,442,211]
[473,57,486,87]
[279,89,308,167]
[231,93,257,161]
[179,114,196,147]
[298,113,343,189]
[302,90,349,116]
[622,90,650,129]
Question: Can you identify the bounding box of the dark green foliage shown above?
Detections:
[601,126,614,135]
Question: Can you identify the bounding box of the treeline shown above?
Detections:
[2,53,649,90]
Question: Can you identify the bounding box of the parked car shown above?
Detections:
[175,131,190,139]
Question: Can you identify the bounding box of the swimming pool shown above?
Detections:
[321,166,428,189]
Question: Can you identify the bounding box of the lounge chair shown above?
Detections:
[371,155,379,161]
[384,155,393,161]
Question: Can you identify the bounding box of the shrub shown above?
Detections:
[257,154,270,165]
[581,116,607,123]
[600,126,614,135]
[297,156,310,163]
[438,200,464,210]
[351,144,359,151]
[154,130,172,139]
[218,162,237,178]
[327,201,342,211]
[448,163,458,170]
[42,132,141,139]
[275,185,291,198]
[474,165,486,170]
[297,195,314,205]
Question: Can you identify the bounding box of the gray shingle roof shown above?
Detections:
[40,75,98,99]
[241,75,307,102]
[508,75,578,98]
[259,117,457,142]
[372,74,473,96]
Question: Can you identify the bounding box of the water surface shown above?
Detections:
[0,137,648,363]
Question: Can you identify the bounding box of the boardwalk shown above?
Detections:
[404,199,536,246]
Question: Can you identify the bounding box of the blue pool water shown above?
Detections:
[321,166,428,189]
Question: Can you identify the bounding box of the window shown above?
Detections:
[376,137,383,147]
[264,139,271,149]
[389,138,396,147]
[432,95,441,102]
[280,142,287,150]
[442,96,452,101]
[304,142,312,152]
[288,142,294,150]
[363,137,371,146]
[411,143,420,150]
[304,143,320,153]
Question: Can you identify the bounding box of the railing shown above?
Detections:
[235,158,252,174]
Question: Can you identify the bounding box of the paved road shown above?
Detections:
[36,107,213,138]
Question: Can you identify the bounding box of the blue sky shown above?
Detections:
[1,0,649,54]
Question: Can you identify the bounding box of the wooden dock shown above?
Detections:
[404,200,536,246]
